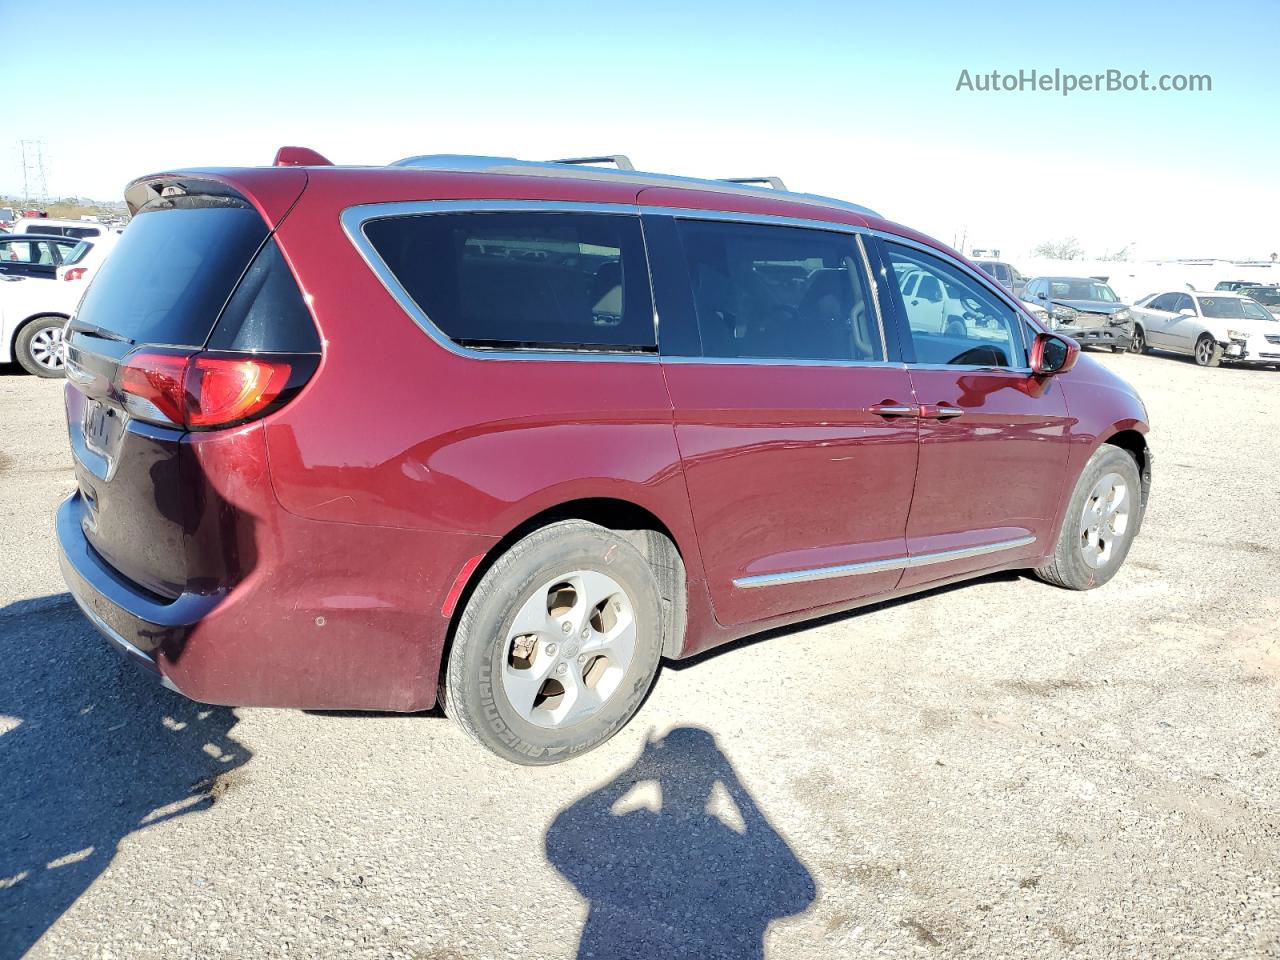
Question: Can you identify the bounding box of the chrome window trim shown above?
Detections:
[733,535,1037,589]
[341,200,659,364]
[661,356,904,369]
[341,199,1038,370]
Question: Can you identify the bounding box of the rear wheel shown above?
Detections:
[1193,334,1222,367]
[15,316,67,378]
[1035,445,1142,591]
[443,520,663,765]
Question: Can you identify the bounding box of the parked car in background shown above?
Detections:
[971,258,1027,298]
[54,235,117,284]
[0,233,85,280]
[12,217,112,241]
[1236,284,1280,318]
[0,207,17,232]
[1213,280,1271,292]
[1130,290,1280,367]
[1023,276,1135,351]
[1,273,83,376]
[55,150,1152,765]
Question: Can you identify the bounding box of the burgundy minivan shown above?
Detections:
[57,150,1151,764]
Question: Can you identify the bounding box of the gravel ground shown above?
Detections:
[0,352,1277,960]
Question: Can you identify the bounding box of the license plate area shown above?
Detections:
[83,398,122,460]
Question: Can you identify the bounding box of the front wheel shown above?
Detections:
[1194,334,1222,367]
[15,315,67,378]
[1035,446,1142,590]
[443,520,664,765]
[1129,326,1146,354]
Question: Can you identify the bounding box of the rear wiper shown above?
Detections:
[67,320,133,344]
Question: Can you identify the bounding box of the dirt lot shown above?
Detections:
[1,351,1277,960]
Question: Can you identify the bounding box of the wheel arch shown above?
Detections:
[437,496,694,699]
[1100,426,1152,521]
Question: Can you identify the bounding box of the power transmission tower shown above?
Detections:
[19,140,49,206]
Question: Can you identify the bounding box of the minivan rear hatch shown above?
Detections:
[63,173,316,599]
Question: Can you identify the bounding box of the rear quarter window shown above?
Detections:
[361,211,655,352]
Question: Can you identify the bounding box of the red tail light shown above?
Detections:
[117,351,306,430]
[64,267,87,281]
[185,355,291,428]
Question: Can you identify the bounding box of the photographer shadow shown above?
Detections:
[0,594,249,959]
[545,727,814,960]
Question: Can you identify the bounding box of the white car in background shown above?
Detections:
[0,275,85,377]
[54,233,119,284]
[1131,290,1280,367]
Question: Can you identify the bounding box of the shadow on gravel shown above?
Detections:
[546,726,814,960]
[0,594,250,959]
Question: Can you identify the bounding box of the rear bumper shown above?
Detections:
[58,482,496,711]
[57,492,218,695]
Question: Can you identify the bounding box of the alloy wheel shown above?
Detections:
[1079,471,1131,569]
[29,325,65,372]
[501,570,637,729]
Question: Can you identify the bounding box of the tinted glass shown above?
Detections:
[884,242,1025,367]
[364,212,654,351]
[672,219,881,361]
[1171,293,1195,313]
[1148,293,1175,311]
[72,205,268,346]
[1198,296,1267,319]
[1242,287,1280,306]
[63,240,92,265]
[975,261,997,277]
[208,238,321,353]
[64,226,100,238]
[994,264,1012,282]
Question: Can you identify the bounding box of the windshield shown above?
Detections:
[1197,296,1272,320]
[1049,279,1118,302]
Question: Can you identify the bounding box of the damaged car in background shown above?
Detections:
[1023,276,1135,352]
[1130,290,1280,367]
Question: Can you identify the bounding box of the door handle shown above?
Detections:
[919,404,964,420]
[869,402,917,418]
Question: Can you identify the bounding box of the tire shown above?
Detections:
[15,315,67,378]
[1035,445,1142,591]
[443,520,664,765]
[1129,325,1146,354]
[1193,333,1222,368]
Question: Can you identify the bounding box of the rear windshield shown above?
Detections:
[73,205,268,346]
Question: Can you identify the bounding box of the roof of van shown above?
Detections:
[125,155,963,265]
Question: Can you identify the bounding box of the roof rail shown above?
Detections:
[387,154,881,219]
[550,155,635,171]
[723,176,787,190]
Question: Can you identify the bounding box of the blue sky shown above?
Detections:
[3,0,1277,258]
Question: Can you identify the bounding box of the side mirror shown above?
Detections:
[1178,307,1196,317]
[1036,291,1047,300]
[1031,332,1079,376]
